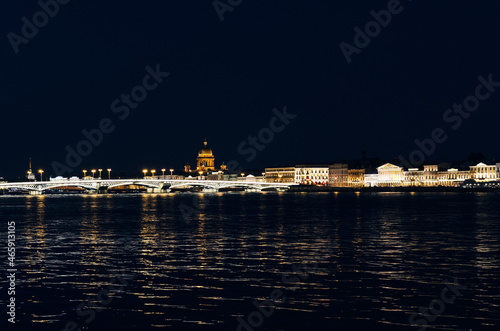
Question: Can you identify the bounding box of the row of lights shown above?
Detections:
[29,169,259,182]
[143,169,174,177]
[82,169,112,179]
[29,169,113,181]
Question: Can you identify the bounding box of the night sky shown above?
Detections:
[1,0,500,179]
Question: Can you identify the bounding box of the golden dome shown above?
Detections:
[198,139,213,157]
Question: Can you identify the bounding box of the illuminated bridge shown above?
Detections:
[0,178,295,195]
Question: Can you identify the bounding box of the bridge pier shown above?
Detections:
[146,188,162,193]
[29,190,42,195]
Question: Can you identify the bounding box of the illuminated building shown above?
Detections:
[469,162,497,181]
[437,168,470,187]
[328,164,348,187]
[377,163,404,187]
[196,139,215,172]
[295,165,329,185]
[265,167,295,183]
[184,139,225,175]
[348,169,365,187]
[423,165,438,187]
[403,168,424,187]
[364,173,379,187]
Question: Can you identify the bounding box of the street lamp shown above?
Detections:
[83,170,87,179]
[107,169,112,179]
[143,169,148,178]
[98,169,102,179]
[241,173,245,178]
[161,168,166,177]
[38,169,44,182]
[91,169,96,178]
[170,168,174,176]
[199,171,203,179]
[151,169,156,178]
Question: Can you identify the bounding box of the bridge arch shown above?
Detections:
[168,182,219,190]
[106,182,162,190]
[41,184,96,191]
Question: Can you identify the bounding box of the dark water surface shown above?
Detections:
[1,192,499,330]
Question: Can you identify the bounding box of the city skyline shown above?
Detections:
[4,149,500,179]
[2,2,500,179]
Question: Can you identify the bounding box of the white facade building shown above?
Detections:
[295,165,329,185]
[364,174,379,187]
[377,163,404,187]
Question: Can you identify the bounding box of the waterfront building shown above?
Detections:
[328,163,348,187]
[348,169,365,187]
[497,163,500,179]
[437,168,470,187]
[295,165,329,185]
[403,168,424,187]
[377,163,404,187]
[469,162,497,181]
[364,173,379,187]
[265,167,295,183]
[423,165,439,187]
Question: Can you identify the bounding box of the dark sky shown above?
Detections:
[1,0,500,178]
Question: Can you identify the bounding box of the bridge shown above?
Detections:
[0,178,295,195]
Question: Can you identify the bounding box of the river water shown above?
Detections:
[1,192,499,330]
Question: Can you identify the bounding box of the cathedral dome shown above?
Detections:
[198,140,213,157]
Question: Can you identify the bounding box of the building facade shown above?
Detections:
[469,162,497,181]
[437,169,470,187]
[364,174,379,187]
[403,168,424,187]
[265,167,295,183]
[377,163,404,187]
[328,163,348,187]
[422,165,438,187]
[295,165,329,185]
[348,169,365,187]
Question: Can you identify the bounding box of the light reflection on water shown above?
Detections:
[0,192,499,330]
